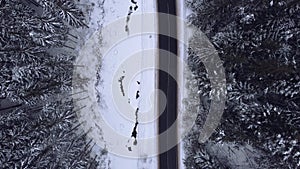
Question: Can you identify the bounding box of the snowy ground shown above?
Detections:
[177,1,187,168]
[72,0,159,168]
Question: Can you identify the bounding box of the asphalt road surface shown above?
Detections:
[157,0,179,169]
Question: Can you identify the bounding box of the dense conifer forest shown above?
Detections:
[184,0,299,168]
[0,0,102,168]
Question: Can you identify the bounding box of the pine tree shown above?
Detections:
[34,0,88,28]
[0,0,73,104]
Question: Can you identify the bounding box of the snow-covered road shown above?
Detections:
[71,0,204,168]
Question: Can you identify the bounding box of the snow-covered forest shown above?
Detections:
[1,0,299,168]
[184,0,299,168]
[0,0,104,168]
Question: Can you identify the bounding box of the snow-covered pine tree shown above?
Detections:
[0,0,73,104]
[8,53,74,105]
[34,0,88,28]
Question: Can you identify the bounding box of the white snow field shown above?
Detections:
[72,0,160,168]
